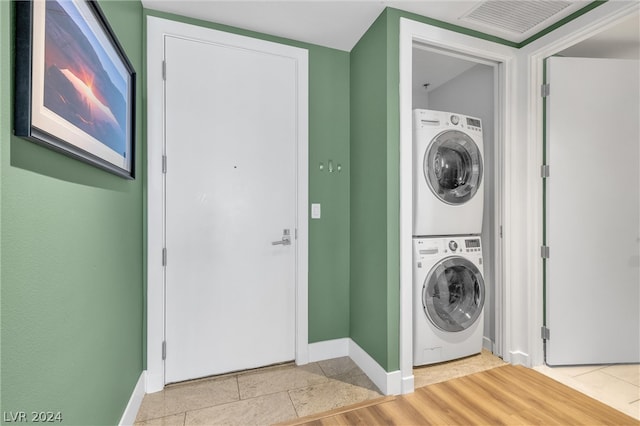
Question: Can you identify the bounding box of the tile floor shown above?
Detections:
[413,349,506,388]
[534,363,640,420]
[134,357,382,426]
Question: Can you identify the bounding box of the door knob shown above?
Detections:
[272,229,291,246]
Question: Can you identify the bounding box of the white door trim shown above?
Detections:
[399,18,517,394]
[518,1,640,368]
[146,16,308,393]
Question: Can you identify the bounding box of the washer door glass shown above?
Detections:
[423,257,485,332]
[424,130,482,205]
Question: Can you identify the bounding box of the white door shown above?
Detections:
[164,34,302,383]
[545,57,640,365]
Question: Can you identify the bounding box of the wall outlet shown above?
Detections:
[311,203,321,219]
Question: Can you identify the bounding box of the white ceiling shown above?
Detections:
[559,11,640,59]
[412,47,478,94]
[141,0,598,51]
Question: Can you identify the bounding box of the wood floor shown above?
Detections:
[280,365,639,426]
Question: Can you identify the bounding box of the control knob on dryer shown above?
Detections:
[448,240,458,252]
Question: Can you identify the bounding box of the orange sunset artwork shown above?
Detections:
[43,0,127,155]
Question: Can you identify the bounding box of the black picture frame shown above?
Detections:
[14,0,136,179]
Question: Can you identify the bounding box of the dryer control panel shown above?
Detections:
[464,238,481,252]
[445,113,482,133]
[466,117,481,131]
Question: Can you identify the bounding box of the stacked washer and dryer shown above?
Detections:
[412,109,487,366]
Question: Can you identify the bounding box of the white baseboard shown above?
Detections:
[508,350,530,366]
[401,374,415,395]
[308,338,349,362]
[145,371,164,394]
[482,336,493,351]
[119,371,146,426]
[307,338,403,396]
[348,340,402,396]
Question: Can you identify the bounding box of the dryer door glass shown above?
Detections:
[424,130,482,205]
[423,257,485,332]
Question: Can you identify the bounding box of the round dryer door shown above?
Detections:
[423,256,485,332]
[424,130,482,205]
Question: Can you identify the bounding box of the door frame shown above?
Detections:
[518,1,639,368]
[146,16,309,392]
[399,17,517,394]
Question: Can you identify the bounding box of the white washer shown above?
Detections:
[413,109,484,236]
[413,236,485,366]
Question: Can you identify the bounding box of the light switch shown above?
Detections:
[311,203,321,219]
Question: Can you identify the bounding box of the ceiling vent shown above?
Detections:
[461,1,574,35]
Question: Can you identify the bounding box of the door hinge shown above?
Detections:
[541,326,550,340]
[162,155,167,174]
[541,245,550,259]
[162,248,167,266]
[162,341,166,360]
[541,164,550,178]
[162,60,166,81]
[499,225,503,238]
[541,83,550,97]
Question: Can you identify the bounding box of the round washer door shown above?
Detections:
[424,130,482,205]
[422,256,485,332]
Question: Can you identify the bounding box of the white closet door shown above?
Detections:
[545,57,639,365]
[164,34,300,383]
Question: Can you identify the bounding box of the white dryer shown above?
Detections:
[413,236,485,366]
[413,109,484,236]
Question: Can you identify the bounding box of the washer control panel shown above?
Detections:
[414,237,482,260]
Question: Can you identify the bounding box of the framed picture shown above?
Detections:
[14,0,136,179]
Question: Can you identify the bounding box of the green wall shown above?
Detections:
[1,1,144,424]
[307,48,351,342]
[349,10,399,372]
[143,10,352,343]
